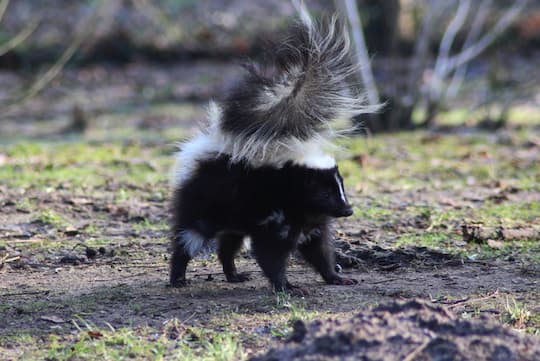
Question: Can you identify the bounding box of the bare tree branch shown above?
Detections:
[446,0,493,98]
[339,0,380,106]
[0,20,40,57]
[406,0,441,105]
[429,0,471,100]
[0,0,9,23]
[4,1,104,115]
[131,0,183,44]
[443,0,527,77]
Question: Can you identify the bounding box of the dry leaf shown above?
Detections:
[87,331,103,339]
[439,197,458,207]
[487,239,504,249]
[64,227,80,236]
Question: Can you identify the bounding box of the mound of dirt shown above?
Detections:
[250,299,540,361]
[335,242,461,271]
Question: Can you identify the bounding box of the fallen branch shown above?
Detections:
[1,289,51,297]
[461,224,540,243]
[403,338,432,361]
[447,289,500,309]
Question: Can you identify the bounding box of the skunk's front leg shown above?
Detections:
[298,220,358,286]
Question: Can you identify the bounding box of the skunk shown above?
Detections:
[169,7,375,293]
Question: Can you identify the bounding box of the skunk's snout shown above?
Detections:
[342,205,354,217]
[334,204,353,218]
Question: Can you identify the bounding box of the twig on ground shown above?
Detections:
[403,338,432,361]
[1,253,20,263]
[367,278,401,285]
[1,289,51,297]
[447,289,500,309]
[6,238,45,244]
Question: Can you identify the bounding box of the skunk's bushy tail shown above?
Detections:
[172,6,379,181]
[219,8,374,153]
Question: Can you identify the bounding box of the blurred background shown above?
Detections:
[0,0,539,138]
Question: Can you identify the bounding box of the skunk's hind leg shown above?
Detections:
[251,234,289,292]
[251,222,302,294]
[217,232,250,283]
[170,246,190,287]
[298,221,358,286]
[170,230,205,287]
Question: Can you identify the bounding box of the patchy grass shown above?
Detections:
[339,127,539,262]
[1,295,341,361]
[1,120,539,360]
[0,140,173,189]
[502,297,532,330]
[395,232,456,250]
[35,210,69,229]
[420,105,540,127]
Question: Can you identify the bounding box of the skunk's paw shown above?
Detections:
[327,276,358,286]
[285,282,309,297]
[169,278,189,287]
[226,272,251,283]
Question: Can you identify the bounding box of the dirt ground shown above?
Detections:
[1,59,539,359]
[251,299,540,361]
[2,195,537,336]
[1,172,539,359]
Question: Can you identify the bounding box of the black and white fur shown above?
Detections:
[169,6,374,293]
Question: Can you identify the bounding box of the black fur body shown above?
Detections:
[168,5,375,293]
[170,155,355,292]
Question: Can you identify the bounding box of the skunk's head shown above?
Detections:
[299,166,353,218]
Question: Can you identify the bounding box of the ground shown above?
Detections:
[252,299,540,361]
[1,42,540,359]
[1,92,539,360]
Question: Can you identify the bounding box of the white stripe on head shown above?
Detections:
[334,172,347,203]
[177,230,206,257]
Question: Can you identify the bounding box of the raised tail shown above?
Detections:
[173,6,377,175]
[215,7,375,163]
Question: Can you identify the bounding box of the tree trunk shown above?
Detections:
[360,0,400,56]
